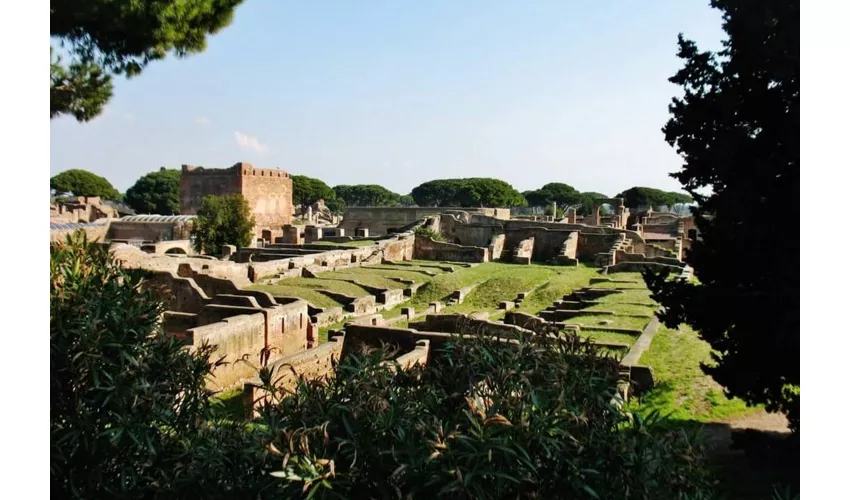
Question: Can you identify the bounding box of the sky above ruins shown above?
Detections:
[50,0,725,197]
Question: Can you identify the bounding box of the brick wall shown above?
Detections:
[180,162,293,237]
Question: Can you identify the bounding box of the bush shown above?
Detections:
[252,333,716,499]
[50,231,284,499]
[190,194,256,255]
[414,226,445,242]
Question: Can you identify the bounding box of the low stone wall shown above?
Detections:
[145,271,211,314]
[413,235,489,263]
[341,325,455,361]
[243,335,346,416]
[189,313,267,390]
[340,207,509,236]
[316,290,378,315]
[409,314,534,341]
[615,250,681,266]
[163,311,198,339]
[113,244,249,282]
[248,233,414,282]
[503,311,562,334]
[384,339,430,371]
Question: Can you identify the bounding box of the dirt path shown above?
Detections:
[701,410,796,499]
[702,409,790,452]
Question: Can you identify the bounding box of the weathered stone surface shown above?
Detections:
[414,235,490,263]
[180,162,293,239]
[512,237,535,264]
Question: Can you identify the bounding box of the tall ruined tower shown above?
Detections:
[180,162,293,239]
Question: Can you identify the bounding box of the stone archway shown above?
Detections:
[589,198,626,228]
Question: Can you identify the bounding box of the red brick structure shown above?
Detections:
[180,162,293,240]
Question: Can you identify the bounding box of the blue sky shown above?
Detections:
[49,0,725,196]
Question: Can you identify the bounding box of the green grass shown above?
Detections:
[630,324,754,423]
[583,302,656,315]
[210,387,246,421]
[365,264,449,277]
[249,276,375,308]
[249,284,342,308]
[593,288,656,304]
[449,267,559,314]
[398,260,465,269]
[514,265,600,314]
[315,272,407,290]
[333,266,439,284]
[567,314,651,331]
[579,329,639,347]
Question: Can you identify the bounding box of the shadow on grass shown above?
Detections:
[642,413,799,500]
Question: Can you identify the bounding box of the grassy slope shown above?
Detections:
[448,267,559,314]
[632,324,754,423]
[336,266,442,284]
[513,265,600,314]
[249,284,342,308]
[315,272,408,290]
[579,330,639,346]
[567,314,651,331]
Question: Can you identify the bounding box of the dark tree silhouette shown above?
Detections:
[643,0,799,433]
[51,1,244,122]
[615,186,692,209]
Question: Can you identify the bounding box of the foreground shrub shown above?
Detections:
[253,335,716,499]
[50,232,272,499]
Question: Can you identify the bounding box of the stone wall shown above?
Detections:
[409,314,533,341]
[577,232,624,262]
[180,162,293,238]
[188,312,267,389]
[247,234,414,282]
[503,227,580,263]
[244,335,345,409]
[340,207,510,236]
[512,237,535,264]
[145,271,211,314]
[488,234,506,260]
[413,235,489,263]
[112,244,251,282]
[146,268,309,359]
[163,311,199,338]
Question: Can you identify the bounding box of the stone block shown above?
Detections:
[221,245,237,259]
[401,307,415,320]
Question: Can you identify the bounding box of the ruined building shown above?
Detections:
[180,162,293,240]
